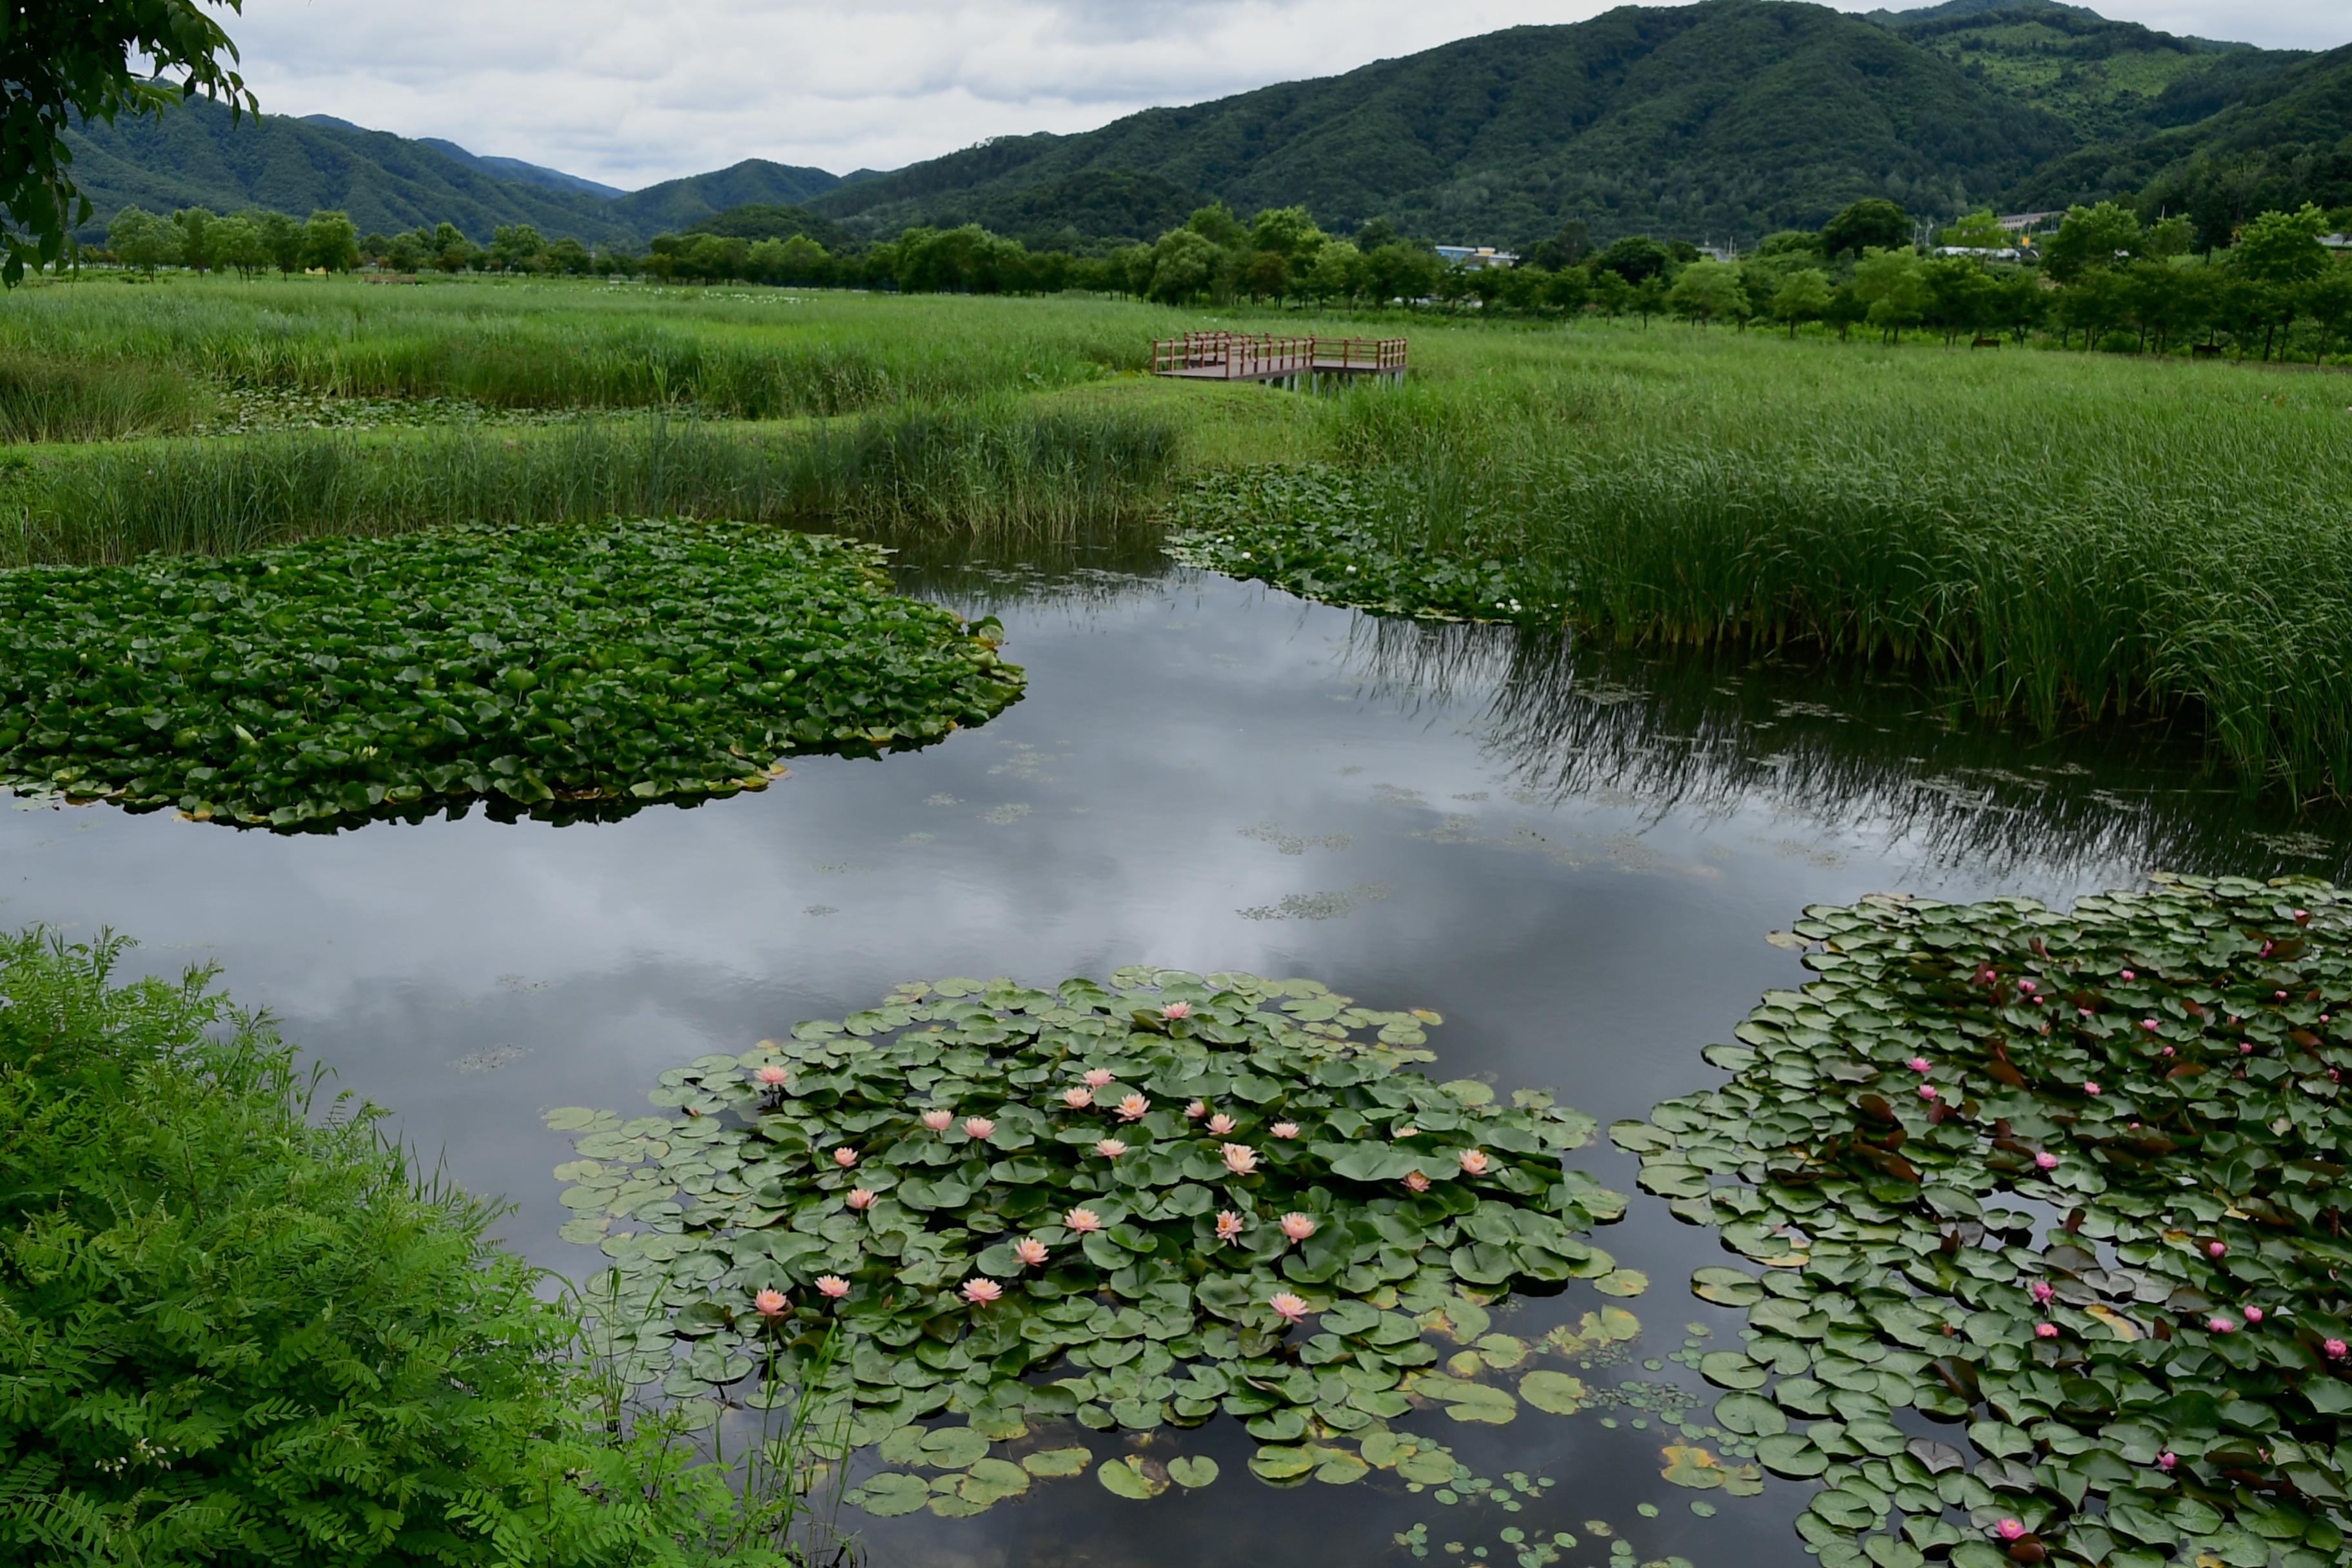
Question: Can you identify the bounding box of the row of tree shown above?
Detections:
[89,194,2352,363]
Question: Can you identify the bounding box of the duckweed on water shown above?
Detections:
[1621,876,2352,1568]
[0,518,1021,828]
[545,971,1643,1520]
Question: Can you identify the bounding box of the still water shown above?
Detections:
[6,556,2345,1567]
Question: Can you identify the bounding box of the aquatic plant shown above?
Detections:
[1166,466,1563,626]
[1620,875,2352,1568]
[0,518,1021,828]
[546,970,1642,1516]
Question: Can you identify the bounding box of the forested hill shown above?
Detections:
[63,98,643,243]
[2005,41,2352,233]
[60,100,844,246]
[56,0,2344,253]
[1879,3,2304,144]
[807,1,2081,244]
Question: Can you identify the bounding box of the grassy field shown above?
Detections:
[8,273,2352,797]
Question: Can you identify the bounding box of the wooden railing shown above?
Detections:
[1150,332,1407,378]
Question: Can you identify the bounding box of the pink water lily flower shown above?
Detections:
[754,1288,788,1317]
[1907,1057,1932,1073]
[1065,1208,1102,1233]
[1014,1237,1050,1268]
[2082,1082,2102,1096]
[1215,1210,1246,1244]
[1063,1087,1093,1110]
[1095,1139,1128,1159]
[1279,1212,1318,1243]
[1995,1520,2025,1542]
[1222,1142,1258,1175]
[2019,980,2037,994]
[816,1275,850,1300]
[832,1146,859,1168]
[2034,1322,2058,1339]
[1404,1170,1432,1193]
[1184,1099,1208,1120]
[1083,1068,1115,1088]
[2141,1019,2161,1032]
[2242,1305,2264,1324]
[2208,1240,2228,1258]
[846,1187,876,1211]
[1271,1121,1299,1139]
[1918,1085,1939,1102]
[2121,970,2135,981]
[2209,1317,2239,1334]
[1161,1001,1193,1021]
[1269,1292,1309,1324]
[2157,1451,2177,1471]
[1207,1113,1237,1136]
[2325,1338,2348,1360]
[921,1109,954,1132]
[961,1278,1003,1306]
[2030,1281,2054,1304]
[1115,1093,1150,1122]
[963,1116,995,1140]
[2034,1152,2059,1171]
[752,1064,790,1088]
[1458,1148,1491,1176]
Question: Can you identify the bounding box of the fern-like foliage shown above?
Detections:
[0,929,815,1567]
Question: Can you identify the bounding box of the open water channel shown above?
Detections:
[6,549,2347,1568]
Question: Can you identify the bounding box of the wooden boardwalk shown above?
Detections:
[1150,332,1406,387]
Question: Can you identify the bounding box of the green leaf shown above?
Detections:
[1096,1456,1168,1500]
[847,1472,931,1518]
[1168,1455,1219,1489]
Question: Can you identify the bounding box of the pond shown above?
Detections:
[6,548,2347,1568]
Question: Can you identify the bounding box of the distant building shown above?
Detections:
[1435,245,1520,270]
[1996,211,2062,235]
[2324,233,2352,251]
[1935,245,2024,262]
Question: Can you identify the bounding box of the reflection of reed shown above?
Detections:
[1335,615,2352,885]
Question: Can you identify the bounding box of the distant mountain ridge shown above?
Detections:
[409,135,628,201]
[56,1,2351,253]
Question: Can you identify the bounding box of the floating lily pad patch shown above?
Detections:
[549,968,1650,1518]
[0,517,1021,828]
[1623,876,2352,1568]
[1164,466,1565,626]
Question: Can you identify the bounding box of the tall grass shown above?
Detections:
[0,349,201,442]
[0,276,1209,416]
[0,402,1182,565]
[1300,333,2352,798]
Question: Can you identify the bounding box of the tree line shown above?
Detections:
[88,193,2352,365]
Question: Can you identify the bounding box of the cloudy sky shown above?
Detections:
[226,0,2349,191]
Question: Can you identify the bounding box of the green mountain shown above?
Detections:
[411,136,628,201]
[602,161,847,235]
[1870,2,2304,144]
[54,0,2349,258]
[62,97,643,242]
[2005,41,2352,229]
[59,101,841,246]
[809,1,2085,245]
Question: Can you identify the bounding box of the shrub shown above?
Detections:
[0,929,814,1567]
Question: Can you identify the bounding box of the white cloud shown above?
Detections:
[225,0,2347,190]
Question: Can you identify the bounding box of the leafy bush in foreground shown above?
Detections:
[0,518,1023,828]
[0,930,821,1567]
[1622,876,2352,1568]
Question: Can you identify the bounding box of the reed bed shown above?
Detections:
[0,349,202,442]
[0,404,1181,565]
[0,277,1201,417]
[1298,337,2352,798]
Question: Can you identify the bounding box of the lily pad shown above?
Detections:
[1168,1455,1219,1489]
[1519,1371,1591,1415]
[846,1472,930,1518]
[1020,1446,1093,1478]
[1097,1456,1169,1500]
